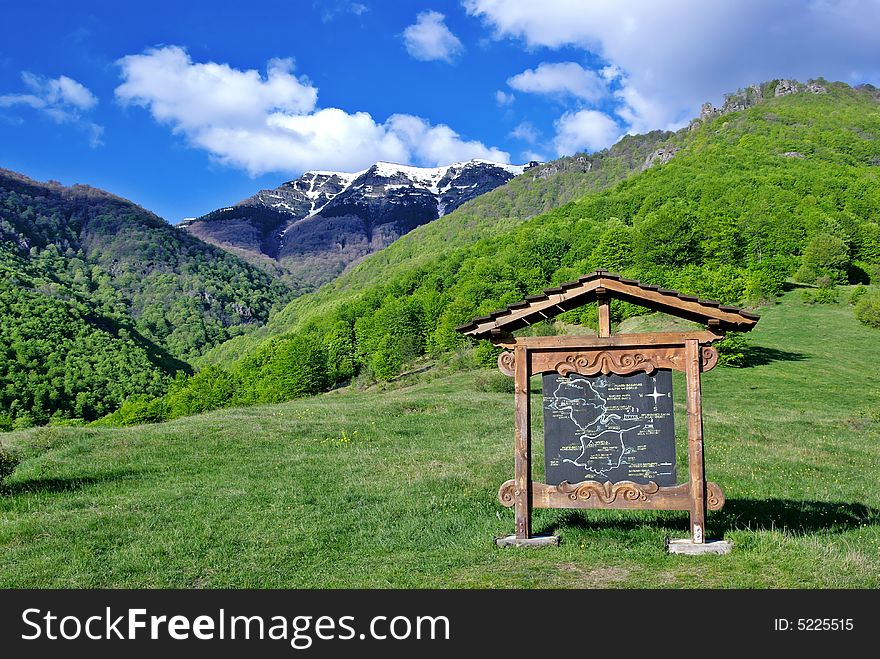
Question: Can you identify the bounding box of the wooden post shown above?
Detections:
[685,339,706,543]
[597,288,611,338]
[513,344,532,539]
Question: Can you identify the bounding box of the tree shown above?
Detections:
[795,233,850,284]
[324,320,357,383]
[263,334,329,401]
[634,204,701,267]
[372,335,403,381]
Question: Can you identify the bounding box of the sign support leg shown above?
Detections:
[495,346,560,548]
[685,339,706,543]
[513,345,532,539]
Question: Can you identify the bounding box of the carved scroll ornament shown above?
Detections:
[701,346,719,372]
[498,479,726,511]
[531,347,682,376]
[498,344,718,378]
[497,351,515,377]
[557,479,660,503]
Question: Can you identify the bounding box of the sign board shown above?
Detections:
[455,270,760,547]
[542,370,676,487]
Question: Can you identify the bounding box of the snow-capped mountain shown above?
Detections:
[180,159,528,287]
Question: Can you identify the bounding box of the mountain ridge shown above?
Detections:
[198,78,880,379]
[201,130,675,364]
[181,159,530,287]
[0,168,295,424]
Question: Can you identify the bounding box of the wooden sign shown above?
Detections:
[455,271,761,552]
[543,370,676,488]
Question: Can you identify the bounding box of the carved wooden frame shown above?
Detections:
[496,333,721,544]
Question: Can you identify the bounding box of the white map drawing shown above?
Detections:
[545,377,674,479]
[547,376,651,479]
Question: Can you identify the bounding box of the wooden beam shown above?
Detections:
[597,288,611,338]
[600,279,755,328]
[685,338,707,543]
[465,279,603,337]
[530,344,689,375]
[513,345,532,539]
[460,275,758,339]
[499,480,726,511]
[507,330,724,349]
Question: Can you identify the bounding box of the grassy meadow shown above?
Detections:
[1,287,878,588]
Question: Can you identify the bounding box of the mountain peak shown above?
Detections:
[182,158,528,287]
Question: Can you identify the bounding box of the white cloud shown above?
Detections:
[0,72,102,146]
[613,77,672,135]
[386,114,508,164]
[116,47,317,130]
[521,149,547,163]
[509,121,538,143]
[115,46,507,174]
[600,65,621,82]
[465,0,880,131]
[508,62,606,102]
[1,73,98,113]
[495,89,514,106]
[320,1,369,22]
[403,10,464,63]
[553,109,620,156]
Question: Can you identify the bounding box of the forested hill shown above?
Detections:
[205,79,880,367]
[0,170,294,427]
[204,129,675,364]
[153,78,880,426]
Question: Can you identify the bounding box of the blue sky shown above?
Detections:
[2,0,879,223]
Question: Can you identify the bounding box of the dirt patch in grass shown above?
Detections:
[557,563,630,587]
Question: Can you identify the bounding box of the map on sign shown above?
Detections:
[542,370,676,487]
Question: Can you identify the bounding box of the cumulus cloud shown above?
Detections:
[521,149,547,163]
[387,113,508,163]
[508,62,606,102]
[0,72,103,146]
[115,46,507,174]
[553,109,620,156]
[403,10,464,63]
[319,1,368,22]
[466,0,880,131]
[509,121,539,143]
[495,89,515,106]
[116,47,318,130]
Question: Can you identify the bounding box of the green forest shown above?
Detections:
[0,170,294,427]
[2,80,880,429]
[103,80,880,426]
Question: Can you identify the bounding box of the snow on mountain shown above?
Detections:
[182,159,530,287]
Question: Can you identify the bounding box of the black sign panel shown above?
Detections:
[543,370,676,486]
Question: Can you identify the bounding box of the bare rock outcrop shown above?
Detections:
[774,79,802,97]
[643,146,679,170]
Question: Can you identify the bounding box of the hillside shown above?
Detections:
[1,290,878,587]
[204,129,673,364]
[188,79,879,407]
[0,170,294,425]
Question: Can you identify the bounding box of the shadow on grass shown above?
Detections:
[713,498,878,534]
[740,346,809,367]
[3,469,144,496]
[539,498,878,536]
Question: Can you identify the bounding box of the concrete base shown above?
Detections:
[666,538,733,555]
[495,534,560,548]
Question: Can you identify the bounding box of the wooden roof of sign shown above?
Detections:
[455,270,760,339]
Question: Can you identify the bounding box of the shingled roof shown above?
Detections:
[455,270,760,339]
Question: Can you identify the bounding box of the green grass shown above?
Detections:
[2,288,878,587]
